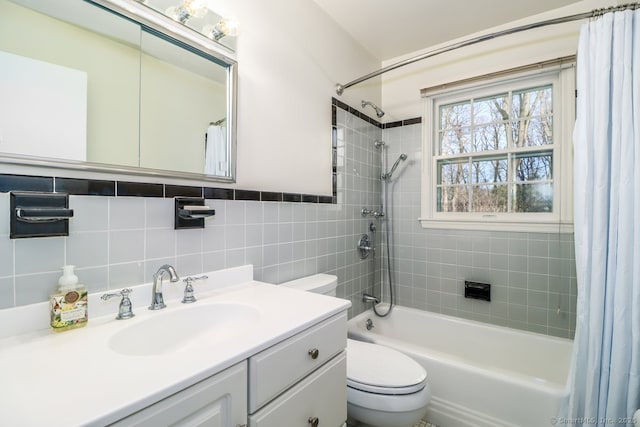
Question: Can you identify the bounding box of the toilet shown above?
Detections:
[281,274,431,427]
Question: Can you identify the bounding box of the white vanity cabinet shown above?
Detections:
[110,362,247,427]
[0,271,353,427]
[248,312,348,427]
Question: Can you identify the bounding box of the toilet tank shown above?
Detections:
[280,274,338,297]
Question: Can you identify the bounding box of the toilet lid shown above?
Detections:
[347,339,427,395]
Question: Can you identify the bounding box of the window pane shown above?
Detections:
[438,159,469,185]
[433,80,559,219]
[440,128,471,154]
[514,152,552,182]
[473,94,509,125]
[472,184,508,212]
[471,157,507,183]
[473,123,508,151]
[512,86,552,119]
[439,101,471,130]
[512,116,553,147]
[514,183,553,212]
[438,186,469,212]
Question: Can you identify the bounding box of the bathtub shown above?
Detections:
[348,306,573,427]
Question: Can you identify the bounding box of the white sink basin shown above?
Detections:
[109,302,261,356]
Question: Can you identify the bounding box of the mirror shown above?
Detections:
[0,0,237,182]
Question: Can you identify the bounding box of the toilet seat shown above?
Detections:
[346,339,427,395]
[347,379,425,395]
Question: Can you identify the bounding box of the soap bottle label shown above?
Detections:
[50,289,88,331]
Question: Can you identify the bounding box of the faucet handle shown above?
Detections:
[101,288,135,320]
[181,275,208,304]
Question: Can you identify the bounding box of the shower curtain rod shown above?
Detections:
[335,3,640,95]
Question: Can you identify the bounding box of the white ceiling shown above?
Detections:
[313,0,583,61]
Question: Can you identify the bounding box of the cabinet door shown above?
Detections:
[110,362,247,427]
[249,352,347,427]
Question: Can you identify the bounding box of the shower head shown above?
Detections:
[382,153,407,181]
[361,100,385,118]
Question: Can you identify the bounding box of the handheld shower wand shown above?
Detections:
[382,153,407,180]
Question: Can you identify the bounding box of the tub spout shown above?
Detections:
[362,293,380,304]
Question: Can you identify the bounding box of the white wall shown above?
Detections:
[213,0,381,195]
[379,0,617,121]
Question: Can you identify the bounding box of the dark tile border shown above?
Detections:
[302,194,319,203]
[235,190,260,201]
[382,121,403,129]
[383,117,422,128]
[204,187,234,200]
[331,97,421,130]
[261,192,283,202]
[0,174,341,205]
[0,174,53,193]
[55,177,115,196]
[117,181,164,197]
[283,193,302,203]
[165,185,202,198]
[402,117,422,126]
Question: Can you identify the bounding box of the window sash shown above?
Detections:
[420,67,575,232]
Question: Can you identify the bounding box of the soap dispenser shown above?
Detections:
[50,266,88,332]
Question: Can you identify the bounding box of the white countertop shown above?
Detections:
[0,266,350,426]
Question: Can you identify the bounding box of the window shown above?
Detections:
[420,67,574,232]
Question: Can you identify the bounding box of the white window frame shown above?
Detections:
[420,66,575,233]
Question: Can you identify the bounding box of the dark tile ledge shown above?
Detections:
[0,173,335,204]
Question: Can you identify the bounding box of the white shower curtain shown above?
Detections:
[568,8,640,426]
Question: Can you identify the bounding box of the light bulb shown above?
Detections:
[222,19,239,37]
[165,0,207,23]
[183,0,207,18]
[204,18,239,41]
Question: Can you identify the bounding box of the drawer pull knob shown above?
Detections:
[308,348,319,359]
[308,416,319,427]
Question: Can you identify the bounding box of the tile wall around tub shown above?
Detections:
[0,103,381,319]
[380,123,577,339]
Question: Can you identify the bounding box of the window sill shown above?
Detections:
[418,218,573,233]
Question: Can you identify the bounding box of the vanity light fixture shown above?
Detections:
[135,0,239,43]
[204,18,239,41]
[165,0,207,24]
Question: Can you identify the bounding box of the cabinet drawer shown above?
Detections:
[249,351,347,427]
[248,312,347,413]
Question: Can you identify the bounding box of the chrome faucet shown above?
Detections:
[149,264,179,310]
[362,293,380,304]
